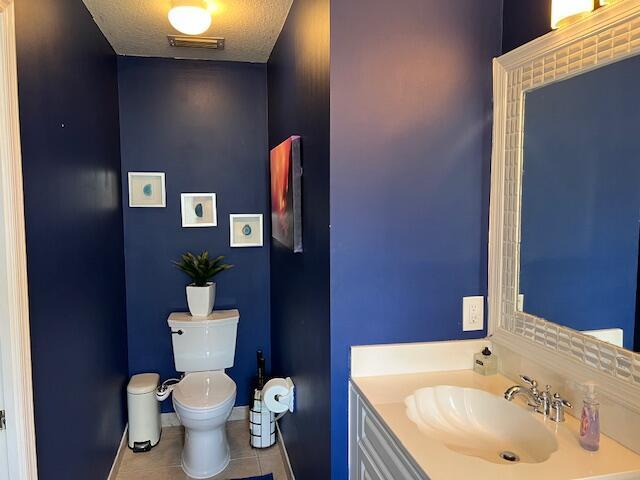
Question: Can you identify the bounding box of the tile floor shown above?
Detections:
[115,420,288,480]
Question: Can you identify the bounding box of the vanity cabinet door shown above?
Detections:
[349,382,426,480]
[350,384,360,479]
[358,444,386,480]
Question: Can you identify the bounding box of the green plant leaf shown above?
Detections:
[172,250,233,286]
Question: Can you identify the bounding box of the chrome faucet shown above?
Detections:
[504,375,571,422]
[504,375,543,409]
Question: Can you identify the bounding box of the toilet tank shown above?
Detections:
[168,310,239,373]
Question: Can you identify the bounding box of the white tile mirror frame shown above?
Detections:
[488,0,640,414]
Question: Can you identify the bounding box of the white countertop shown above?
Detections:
[352,370,640,480]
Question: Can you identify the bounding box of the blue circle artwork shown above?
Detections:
[194,203,204,218]
[142,183,153,197]
[242,224,252,236]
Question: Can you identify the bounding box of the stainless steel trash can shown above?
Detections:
[127,373,161,452]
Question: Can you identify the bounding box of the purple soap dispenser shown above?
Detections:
[579,383,600,452]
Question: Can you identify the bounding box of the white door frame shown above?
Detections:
[0,0,38,478]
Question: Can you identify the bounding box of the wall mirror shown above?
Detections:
[520,54,640,353]
[489,0,640,405]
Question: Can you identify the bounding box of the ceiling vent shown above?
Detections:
[167,35,225,50]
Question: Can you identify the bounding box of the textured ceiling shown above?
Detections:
[82,0,293,63]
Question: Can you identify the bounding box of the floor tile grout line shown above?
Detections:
[256,452,282,458]
[118,463,182,474]
[230,453,258,460]
[258,455,266,476]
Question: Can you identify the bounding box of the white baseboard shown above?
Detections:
[277,422,295,480]
[107,425,128,480]
[160,406,249,427]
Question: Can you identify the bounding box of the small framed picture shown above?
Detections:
[230,214,263,247]
[181,193,217,227]
[128,172,166,208]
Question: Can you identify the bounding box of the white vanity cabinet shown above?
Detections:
[349,382,426,480]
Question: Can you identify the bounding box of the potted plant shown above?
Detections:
[173,251,233,317]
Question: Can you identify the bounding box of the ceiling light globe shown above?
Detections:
[551,0,594,29]
[168,1,212,36]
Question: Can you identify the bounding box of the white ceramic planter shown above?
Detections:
[186,283,216,317]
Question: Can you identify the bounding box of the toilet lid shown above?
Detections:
[174,371,236,411]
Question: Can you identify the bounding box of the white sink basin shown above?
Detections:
[405,385,558,465]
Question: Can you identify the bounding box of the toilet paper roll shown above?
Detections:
[263,378,292,414]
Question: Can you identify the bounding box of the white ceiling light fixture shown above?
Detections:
[168,0,212,36]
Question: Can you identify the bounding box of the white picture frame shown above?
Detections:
[181,193,217,228]
[230,214,263,247]
[128,172,166,208]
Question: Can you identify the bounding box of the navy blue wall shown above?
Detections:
[502,0,551,53]
[267,0,331,478]
[521,56,640,350]
[118,57,270,410]
[15,1,128,478]
[330,1,503,477]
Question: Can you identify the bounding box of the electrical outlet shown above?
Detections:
[463,296,484,331]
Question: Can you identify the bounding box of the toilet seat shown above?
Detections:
[173,371,236,412]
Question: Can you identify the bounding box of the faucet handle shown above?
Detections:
[550,393,572,422]
[552,393,572,408]
[520,375,538,389]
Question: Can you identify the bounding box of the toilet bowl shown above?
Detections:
[161,310,240,478]
[173,371,237,479]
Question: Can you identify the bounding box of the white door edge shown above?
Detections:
[0,1,38,479]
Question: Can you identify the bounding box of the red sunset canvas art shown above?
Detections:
[270,136,302,252]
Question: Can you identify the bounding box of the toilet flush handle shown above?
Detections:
[171,329,183,335]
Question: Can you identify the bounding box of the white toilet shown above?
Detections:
[165,310,240,479]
